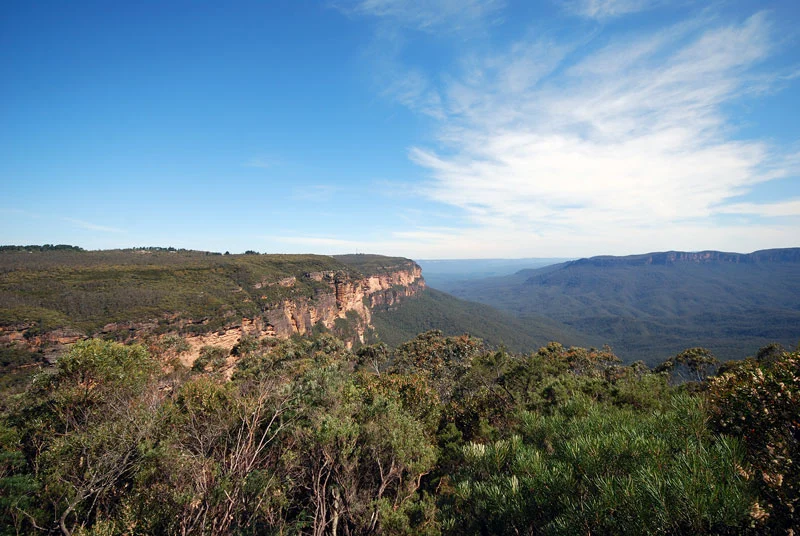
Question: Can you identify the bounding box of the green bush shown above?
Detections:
[444,394,753,535]
[191,345,229,372]
[708,350,799,531]
[0,332,781,535]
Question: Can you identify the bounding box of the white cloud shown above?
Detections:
[715,199,800,218]
[563,0,665,20]
[392,12,799,255]
[338,0,505,32]
[381,69,445,119]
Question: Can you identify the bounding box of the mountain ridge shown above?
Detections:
[447,247,800,363]
[563,248,800,269]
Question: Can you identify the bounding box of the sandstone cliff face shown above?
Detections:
[0,327,84,362]
[1,262,426,362]
[260,265,425,340]
[179,264,425,357]
[572,248,800,268]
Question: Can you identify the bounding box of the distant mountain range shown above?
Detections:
[445,248,800,364]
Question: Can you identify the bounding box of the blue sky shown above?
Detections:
[1,0,798,258]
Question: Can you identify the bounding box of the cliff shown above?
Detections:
[258,264,425,342]
[447,247,800,364]
[569,248,800,268]
[0,249,426,363]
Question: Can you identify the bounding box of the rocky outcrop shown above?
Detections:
[0,261,427,362]
[571,248,800,268]
[0,326,85,362]
[262,264,425,341]
[176,264,425,356]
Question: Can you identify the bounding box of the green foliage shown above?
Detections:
[0,423,41,535]
[370,288,576,353]
[1,339,161,535]
[285,361,438,535]
[655,347,720,382]
[355,342,390,373]
[157,334,190,355]
[0,248,362,334]
[333,310,365,342]
[359,371,441,435]
[192,345,229,372]
[231,333,259,357]
[334,254,419,277]
[54,339,156,388]
[0,244,83,252]
[708,349,800,531]
[391,330,483,403]
[0,331,786,535]
[443,395,753,535]
[0,345,44,397]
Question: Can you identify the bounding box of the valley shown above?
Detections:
[444,248,800,364]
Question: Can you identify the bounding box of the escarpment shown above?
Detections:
[0,250,426,364]
[258,265,425,344]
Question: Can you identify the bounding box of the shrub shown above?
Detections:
[192,345,229,372]
[708,350,799,531]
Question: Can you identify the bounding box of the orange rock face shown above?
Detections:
[2,264,426,367]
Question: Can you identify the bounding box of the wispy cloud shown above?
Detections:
[352,1,505,121]
[715,199,800,218]
[337,0,505,32]
[64,218,125,233]
[381,69,445,119]
[386,11,799,255]
[244,156,279,169]
[562,0,665,20]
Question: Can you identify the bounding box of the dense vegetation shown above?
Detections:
[370,288,591,353]
[334,254,420,277]
[0,248,365,335]
[446,249,800,364]
[1,330,796,535]
[0,245,84,253]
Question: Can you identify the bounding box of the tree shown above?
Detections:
[708,350,799,532]
[356,343,390,375]
[655,347,718,382]
[391,331,483,402]
[286,363,437,535]
[5,340,161,535]
[147,375,296,535]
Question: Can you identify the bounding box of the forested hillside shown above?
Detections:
[0,248,428,391]
[0,248,357,334]
[447,248,800,364]
[1,331,796,534]
[370,287,590,353]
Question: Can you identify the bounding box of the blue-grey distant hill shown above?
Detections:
[416,257,572,291]
[445,248,800,364]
